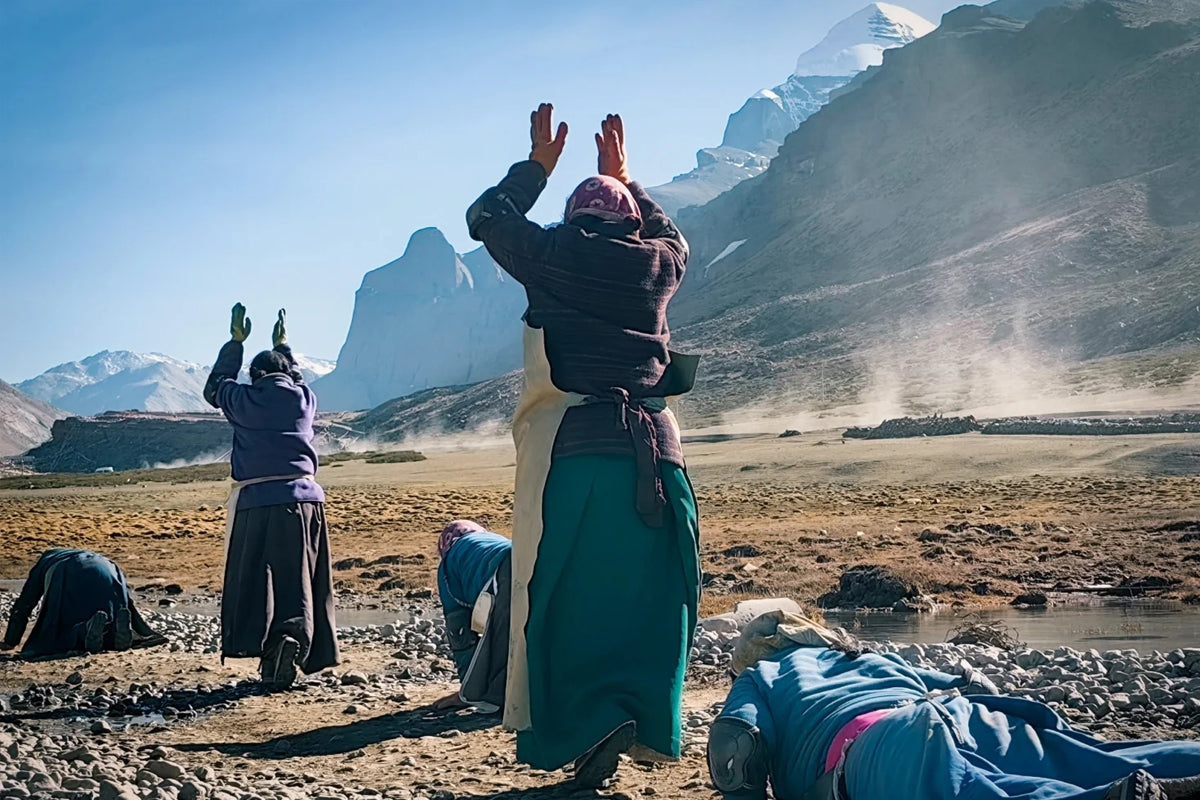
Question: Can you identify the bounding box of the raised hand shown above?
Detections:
[529,102,568,177]
[230,303,252,343]
[595,114,630,184]
[272,308,287,348]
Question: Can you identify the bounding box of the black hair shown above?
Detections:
[249,350,294,382]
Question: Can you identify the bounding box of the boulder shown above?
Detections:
[819,566,920,610]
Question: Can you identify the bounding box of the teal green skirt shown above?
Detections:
[516,454,701,770]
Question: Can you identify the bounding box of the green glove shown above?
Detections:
[272,308,287,348]
[230,303,252,343]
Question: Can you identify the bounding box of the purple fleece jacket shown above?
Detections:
[204,340,325,510]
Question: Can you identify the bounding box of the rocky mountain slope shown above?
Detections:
[662,0,1200,417]
[18,350,336,417]
[22,410,360,473]
[23,413,232,472]
[347,0,1200,436]
[0,380,66,457]
[309,5,938,414]
[315,228,526,411]
[648,3,935,215]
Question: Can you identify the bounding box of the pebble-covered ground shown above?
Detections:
[3,592,1199,800]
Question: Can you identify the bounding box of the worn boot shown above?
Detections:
[83,611,109,653]
[1104,771,1167,800]
[259,636,300,690]
[113,608,133,651]
[573,721,636,788]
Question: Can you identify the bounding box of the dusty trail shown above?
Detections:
[3,432,1199,610]
[1,431,1199,797]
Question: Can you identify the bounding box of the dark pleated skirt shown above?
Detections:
[222,501,339,674]
[516,455,701,769]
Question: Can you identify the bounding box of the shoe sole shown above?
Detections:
[1116,771,1166,800]
[113,608,133,651]
[270,637,300,690]
[573,722,636,789]
[83,611,108,653]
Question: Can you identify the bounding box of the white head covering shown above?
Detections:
[731,609,863,675]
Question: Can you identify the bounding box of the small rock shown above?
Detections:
[91,720,113,735]
[62,777,101,792]
[341,672,369,687]
[99,779,140,800]
[66,671,84,686]
[144,760,187,780]
[60,747,98,763]
[1011,592,1049,607]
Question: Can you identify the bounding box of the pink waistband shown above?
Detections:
[825,708,894,772]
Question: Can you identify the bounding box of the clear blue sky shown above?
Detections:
[0,0,961,382]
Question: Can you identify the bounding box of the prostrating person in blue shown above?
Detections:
[707,610,1200,800]
[1,549,165,658]
[435,520,512,714]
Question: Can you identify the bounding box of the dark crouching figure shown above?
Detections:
[1,549,165,657]
[204,304,338,690]
[707,610,1200,800]
[434,520,513,713]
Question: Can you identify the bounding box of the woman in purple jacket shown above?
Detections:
[204,304,339,690]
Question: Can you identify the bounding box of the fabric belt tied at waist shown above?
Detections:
[583,390,668,528]
[224,473,314,557]
[824,707,894,773]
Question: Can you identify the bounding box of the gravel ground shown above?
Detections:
[2,593,1199,800]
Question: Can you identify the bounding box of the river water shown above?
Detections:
[4,580,1197,651]
[824,600,1200,652]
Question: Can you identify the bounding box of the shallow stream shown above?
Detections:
[824,599,1200,651]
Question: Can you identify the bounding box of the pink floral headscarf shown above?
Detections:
[438,519,485,557]
[564,176,642,224]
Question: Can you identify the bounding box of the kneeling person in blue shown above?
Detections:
[2,549,165,657]
[435,520,512,713]
[204,304,339,690]
[708,610,1200,800]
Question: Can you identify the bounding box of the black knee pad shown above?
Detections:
[443,606,477,661]
[707,716,768,800]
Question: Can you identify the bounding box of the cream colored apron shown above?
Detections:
[503,324,586,732]
[224,473,314,559]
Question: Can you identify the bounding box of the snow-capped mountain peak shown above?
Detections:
[793,3,936,77]
[18,349,337,416]
[751,89,784,105]
[292,354,335,381]
[648,3,934,215]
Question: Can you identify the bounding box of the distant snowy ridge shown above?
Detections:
[19,349,336,416]
[647,3,935,216]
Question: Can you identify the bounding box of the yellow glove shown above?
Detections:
[272,308,287,348]
[230,303,252,343]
